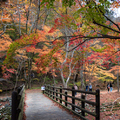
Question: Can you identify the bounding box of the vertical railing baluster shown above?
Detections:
[56,89,58,101]
[96,89,100,120]
[60,86,62,104]
[81,95,85,117]
[53,84,54,99]
[50,85,52,97]
[72,86,75,111]
[65,91,67,107]
[48,85,50,97]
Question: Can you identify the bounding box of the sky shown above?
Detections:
[113,8,120,17]
[109,0,120,18]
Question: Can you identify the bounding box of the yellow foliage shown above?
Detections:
[0,33,12,51]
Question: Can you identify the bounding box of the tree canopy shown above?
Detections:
[0,0,120,89]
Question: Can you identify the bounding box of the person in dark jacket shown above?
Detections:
[110,82,113,92]
[107,83,110,93]
[86,84,88,91]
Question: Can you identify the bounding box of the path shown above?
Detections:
[25,89,78,120]
[100,89,118,94]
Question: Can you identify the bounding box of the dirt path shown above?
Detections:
[25,89,78,120]
[100,89,118,94]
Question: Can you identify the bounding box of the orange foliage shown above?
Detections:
[0,32,12,52]
[111,1,120,8]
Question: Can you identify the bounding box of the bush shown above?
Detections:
[76,81,81,87]
[68,83,73,88]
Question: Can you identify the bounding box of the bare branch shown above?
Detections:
[93,20,120,33]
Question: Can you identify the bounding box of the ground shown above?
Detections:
[99,90,120,120]
[0,89,120,120]
[0,90,12,106]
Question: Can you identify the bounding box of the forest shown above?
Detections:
[0,0,120,92]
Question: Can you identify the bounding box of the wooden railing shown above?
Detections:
[11,84,25,120]
[44,85,100,120]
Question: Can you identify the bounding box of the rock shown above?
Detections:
[5,107,11,115]
[6,97,11,101]
[3,115,11,120]
[5,104,9,108]
[3,112,7,115]
[2,98,7,102]
[9,103,11,107]
[0,115,3,119]
[2,106,5,109]
[0,107,5,113]
[0,96,11,120]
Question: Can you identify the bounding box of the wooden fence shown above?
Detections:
[44,85,100,120]
[11,84,25,120]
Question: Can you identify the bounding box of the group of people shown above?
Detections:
[74,82,113,94]
[86,83,92,91]
[107,82,113,93]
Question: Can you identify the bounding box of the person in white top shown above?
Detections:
[89,83,92,91]
[74,84,78,95]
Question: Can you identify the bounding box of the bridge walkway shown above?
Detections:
[25,89,78,120]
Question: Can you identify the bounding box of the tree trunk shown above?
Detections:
[80,66,85,90]
[35,0,41,32]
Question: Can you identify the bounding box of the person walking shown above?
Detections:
[110,82,113,92]
[89,83,92,91]
[86,84,88,91]
[74,84,78,95]
[107,83,110,93]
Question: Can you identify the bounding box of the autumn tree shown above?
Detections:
[0,0,51,37]
[1,0,120,90]
[0,0,56,88]
[40,0,120,88]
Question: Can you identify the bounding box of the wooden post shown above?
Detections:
[46,85,48,95]
[72,86,75,111]
[56,89,58,101]
[50,85,52,97]
[48,85,50,96]
[60,86,62,104]
[11,91,18,120]
[53,84,54,99]
[17,87,22,106]
[65,91,67,107]
[44,84,46,94]
[17,87,21,94]
[81,95,85,117]
[49,85,51,97]
[96,89,100,120]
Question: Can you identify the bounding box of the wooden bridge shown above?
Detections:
[11,85,100,120]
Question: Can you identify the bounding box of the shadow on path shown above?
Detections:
[25,89,78,120]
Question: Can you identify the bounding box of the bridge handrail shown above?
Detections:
[11,84,25,120]
[43,84,100,120]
